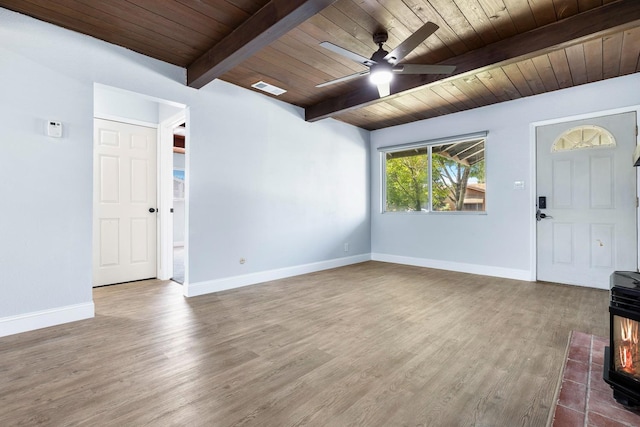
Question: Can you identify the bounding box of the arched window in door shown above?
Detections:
[552,125,616,152]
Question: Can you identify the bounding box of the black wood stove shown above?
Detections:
[604,271,640,409]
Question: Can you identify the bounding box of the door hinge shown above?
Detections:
[637,197,639,208]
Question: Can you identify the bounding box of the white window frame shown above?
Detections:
[379,131,488,215]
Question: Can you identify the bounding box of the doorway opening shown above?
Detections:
[93,84,187,287]
[172,123,186,284]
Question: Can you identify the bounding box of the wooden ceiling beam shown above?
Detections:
[305,0,640,122]
[187,0,336,89]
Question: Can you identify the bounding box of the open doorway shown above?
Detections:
[93,84,187,287]
[172,124,186,284]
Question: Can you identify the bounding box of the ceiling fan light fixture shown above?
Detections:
[369,67,393,85]
[317,22,454,97]
[376,82,390,97]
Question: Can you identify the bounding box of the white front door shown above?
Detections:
[536,112,637,289]
[93,119,158,286]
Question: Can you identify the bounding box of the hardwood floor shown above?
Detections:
[0,262,609,426]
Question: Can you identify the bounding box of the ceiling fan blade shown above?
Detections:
[393,63,456,75]
[319,41,375,66]
[377,82,390,98]
[316,70,370,88]
[384,21,439,64]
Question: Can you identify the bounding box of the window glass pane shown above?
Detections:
[431,140,486,212]
[552,125,616,152]
[385,149,428,212]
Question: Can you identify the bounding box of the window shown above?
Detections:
[552,125,616,152]
[381,133,487,213]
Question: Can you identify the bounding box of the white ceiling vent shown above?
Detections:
[251,81,287,96]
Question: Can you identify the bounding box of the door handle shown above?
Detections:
[536,209,553,221]
[149,208,156,213]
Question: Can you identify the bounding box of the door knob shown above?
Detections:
[149,208,156,213]
[536,209,553,221]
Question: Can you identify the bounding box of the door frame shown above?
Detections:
[92,109,188,285]
[158,110,188,282]
[529,105,640,282]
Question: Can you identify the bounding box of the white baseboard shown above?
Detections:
[371,253,532,281]
[185,252,533,298]
[0,302,95,338]
[184,254,371,297]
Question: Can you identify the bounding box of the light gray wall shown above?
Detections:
[0,8,188,322]
[0,8,370,326]
[370,73,640,277]
[94,87,160,123]
[5,2,637,332]
[189,82,370,282]
[0,31,95,317]
[159,103,185,123]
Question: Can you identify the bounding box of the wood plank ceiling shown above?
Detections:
[1,0,639,131]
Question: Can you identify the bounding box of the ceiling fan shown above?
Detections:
[316,22,455,98]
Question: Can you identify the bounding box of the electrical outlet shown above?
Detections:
[239,258,246,264]
[344,243,349,252]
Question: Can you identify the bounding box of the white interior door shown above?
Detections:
[93,119,158,286]
[536,112,637,289]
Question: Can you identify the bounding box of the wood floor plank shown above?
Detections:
[0,262,609,426]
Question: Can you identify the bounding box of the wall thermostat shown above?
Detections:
[47,120,62,138]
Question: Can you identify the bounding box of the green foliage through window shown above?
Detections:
[384,138,486,213]
[386,151,428,212]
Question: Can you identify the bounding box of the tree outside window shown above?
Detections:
[385,150,428,212]
[383,137,486,213]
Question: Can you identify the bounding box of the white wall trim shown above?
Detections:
[530,105,640,128]
[158,109,187,281]
[182,109,190,286]
[94,83,187,110]
[0,302,95,338]
[529,119,539,282]
[371,253,532,281]
[93,112,159,129]
[184,254,371,297]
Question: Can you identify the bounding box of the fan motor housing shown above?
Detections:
[371,49,389,62]
[373,31,388,45]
